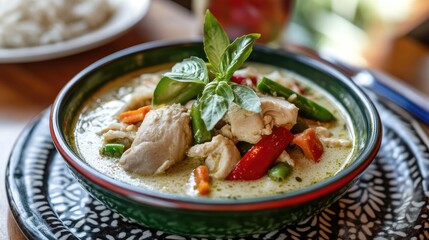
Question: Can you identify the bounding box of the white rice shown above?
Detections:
[0,0,115,48]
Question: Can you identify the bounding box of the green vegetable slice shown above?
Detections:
[99,143,125,158]
[191,100,212,144]
[152,76,204,106]
[267,162,293,181]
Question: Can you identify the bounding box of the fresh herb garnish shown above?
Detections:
[153,10,261,136]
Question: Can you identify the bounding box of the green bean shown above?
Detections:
[191,101,212,144]
[257,77,334,122]
[267,162,293,181]
[99,143,125,158]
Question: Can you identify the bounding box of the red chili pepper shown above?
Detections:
[231,74,257,85]
[226,127,294,180]
[292,128,324,162]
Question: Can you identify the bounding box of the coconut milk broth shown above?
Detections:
[73,63,355,199]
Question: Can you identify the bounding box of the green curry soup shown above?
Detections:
[73,63,355,199]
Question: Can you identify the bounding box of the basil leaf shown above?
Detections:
[218,33,260,80]
[203,10,230,73]
[152,76,204,106]
[164,57,208,84]
[198,81,235,130]
[200,81,218,100]
[200,94,229,131]
[215,81,234,106]
[231,84,261,113]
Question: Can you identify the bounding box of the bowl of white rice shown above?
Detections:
[0,0,150,62]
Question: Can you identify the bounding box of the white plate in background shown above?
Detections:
[0,0,151,63]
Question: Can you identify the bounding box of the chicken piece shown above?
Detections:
[320,138,352,148]
[100,122,138,149]
[315,126,332,138]
[184,100,195,110]
[121,74,161,112]
[225,103,265,144]
[100,122,139,134]
[276,150,295,167]
[260,96,298,130]
[119,104,192,175]
[217,124,237,143]
[187,135,241,179]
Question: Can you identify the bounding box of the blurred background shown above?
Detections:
[177,0,429,94]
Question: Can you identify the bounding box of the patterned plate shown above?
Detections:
[6,95,429,240]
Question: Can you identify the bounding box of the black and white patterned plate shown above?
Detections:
[6,96,429,240]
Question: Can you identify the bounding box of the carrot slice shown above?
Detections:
[197,181,211,196]
[194,165,210,196]
[292,128,324,162]
[118,105,151,124]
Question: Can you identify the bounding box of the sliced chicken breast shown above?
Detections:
[121,74,161,112]
[226,103,265,144]
[188,135,241,179]
[119,104,192,175]
[260,96,298,130]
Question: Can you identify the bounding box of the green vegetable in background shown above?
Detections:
[153,10,261,135]
[257,77,334,122]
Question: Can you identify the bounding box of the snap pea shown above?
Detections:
[191,101,212,144]
[257,77,334,122]
[99,143,125,158]
[267,162,293,181]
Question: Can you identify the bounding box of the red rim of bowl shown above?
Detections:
[49,40,382,212]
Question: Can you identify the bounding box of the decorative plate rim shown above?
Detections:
[6,92,429,239]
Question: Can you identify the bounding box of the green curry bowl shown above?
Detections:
[50,40,381,237]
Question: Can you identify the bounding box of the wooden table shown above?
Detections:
[0,1,198,239]
[1,0,428,239]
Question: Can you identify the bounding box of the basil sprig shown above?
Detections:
[153,10,261,132]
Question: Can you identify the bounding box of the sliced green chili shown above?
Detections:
[99,143,125,158]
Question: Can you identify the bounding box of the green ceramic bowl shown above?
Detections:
[50,40,381,237]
